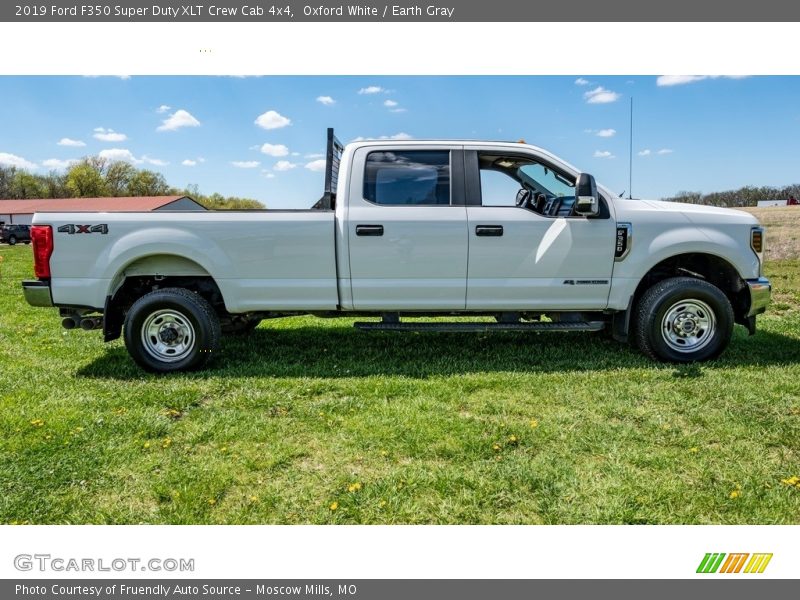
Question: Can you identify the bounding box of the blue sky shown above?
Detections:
[0,75,798,208]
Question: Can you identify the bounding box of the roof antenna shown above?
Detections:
[628,96,634,199]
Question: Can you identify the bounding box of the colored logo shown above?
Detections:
[696,553,773,574]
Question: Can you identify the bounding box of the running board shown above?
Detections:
[353,321,606,333]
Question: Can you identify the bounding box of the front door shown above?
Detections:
[466,152,617,310]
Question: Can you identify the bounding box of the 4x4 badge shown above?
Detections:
[57,224,108,234]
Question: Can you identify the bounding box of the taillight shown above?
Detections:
[31,225,53,279]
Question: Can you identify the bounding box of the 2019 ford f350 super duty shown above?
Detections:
[22,129,771,372]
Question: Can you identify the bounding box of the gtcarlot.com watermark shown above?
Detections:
[14,554,195,572]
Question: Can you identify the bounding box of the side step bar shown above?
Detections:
[353,321,606,333]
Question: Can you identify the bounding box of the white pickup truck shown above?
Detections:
[23,129,771,372]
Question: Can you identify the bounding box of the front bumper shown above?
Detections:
[746,276,771,317]
[22,280,53,307]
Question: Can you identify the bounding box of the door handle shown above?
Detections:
[475,225,504,237]
[356,224,384,236]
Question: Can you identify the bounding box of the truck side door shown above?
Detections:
[465,149,617,310]
[347,146,468,310]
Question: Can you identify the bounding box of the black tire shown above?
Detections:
[24,241,31,245]
[8,235,16,245]
[634,276,733,363]
[123,287,221,373]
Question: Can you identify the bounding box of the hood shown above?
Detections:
[615,198,760,226]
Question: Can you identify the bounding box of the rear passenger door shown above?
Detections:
[347,146,469,310]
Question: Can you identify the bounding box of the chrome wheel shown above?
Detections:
[661,299,716,353]
[141,309,196,363]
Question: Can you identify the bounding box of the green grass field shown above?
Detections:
[1,243,799,524]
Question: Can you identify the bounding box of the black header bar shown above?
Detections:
[4,0,800,22]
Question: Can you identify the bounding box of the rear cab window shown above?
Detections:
[363,150,451,205]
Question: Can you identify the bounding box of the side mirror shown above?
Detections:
[574,173,600,217]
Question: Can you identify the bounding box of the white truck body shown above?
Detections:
[22,133,771,371]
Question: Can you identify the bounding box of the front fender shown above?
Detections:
[607,225,759,310]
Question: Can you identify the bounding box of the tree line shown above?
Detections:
[0,158,264,210]
[665,184,800,207]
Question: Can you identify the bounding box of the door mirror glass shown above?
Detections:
[574,172,599,217]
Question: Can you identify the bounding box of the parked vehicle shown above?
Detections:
[1,224,31,245]
[22,129,771,372]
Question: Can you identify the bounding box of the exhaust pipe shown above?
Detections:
[79,317,103,331]
[61,317,78,330]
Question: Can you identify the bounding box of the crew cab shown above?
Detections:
[22,129,771,372]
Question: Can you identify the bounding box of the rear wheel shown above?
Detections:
[124,287,221,373]
[634,276,733,362]
[8,235,16,245]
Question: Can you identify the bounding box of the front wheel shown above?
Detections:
[7,235,16,245]
[124,287,221,373]
[634,277,733,363]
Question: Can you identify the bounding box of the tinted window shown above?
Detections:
[364,150,450,206]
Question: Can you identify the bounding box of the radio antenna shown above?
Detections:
[628,96,633,199]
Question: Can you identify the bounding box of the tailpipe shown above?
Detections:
[79,317,103,331]
[61,317,78,330]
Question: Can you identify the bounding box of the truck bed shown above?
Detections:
[34,210,339,312]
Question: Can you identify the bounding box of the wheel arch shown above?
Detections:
[613,252,749,342]
[103,254,227,342]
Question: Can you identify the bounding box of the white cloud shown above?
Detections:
[352,132,414,142]
[156,104,171,114]
[82,75,130,80]
[593,150,615,159]
[316,95,335,105]
[274,160,297,171]
[57,137,86,147]
[255,110,291,130]
[260,143,289,157]
[596,128,617,137]
[390,108,408,113]
[638,149,652,156]
[358,86,385,95]
[93,127,127,142]
[42,158,79,170]
[264,173,276,179]
[656,75,750,87]
[584,86,621,104]
[305,159,327,172]
[157,109,201,132]
[657,148,674,155]
[384,99,398,107]
[142,155,168,166]
[98,148,140,163]
[656,75,707,86]
[231,160,260,168]
[182,159,197,166]
[95,149,166,166]
[0,153,36,170]
[305,153,324,159]
[575,77,590,86]
[0,152,36,170]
